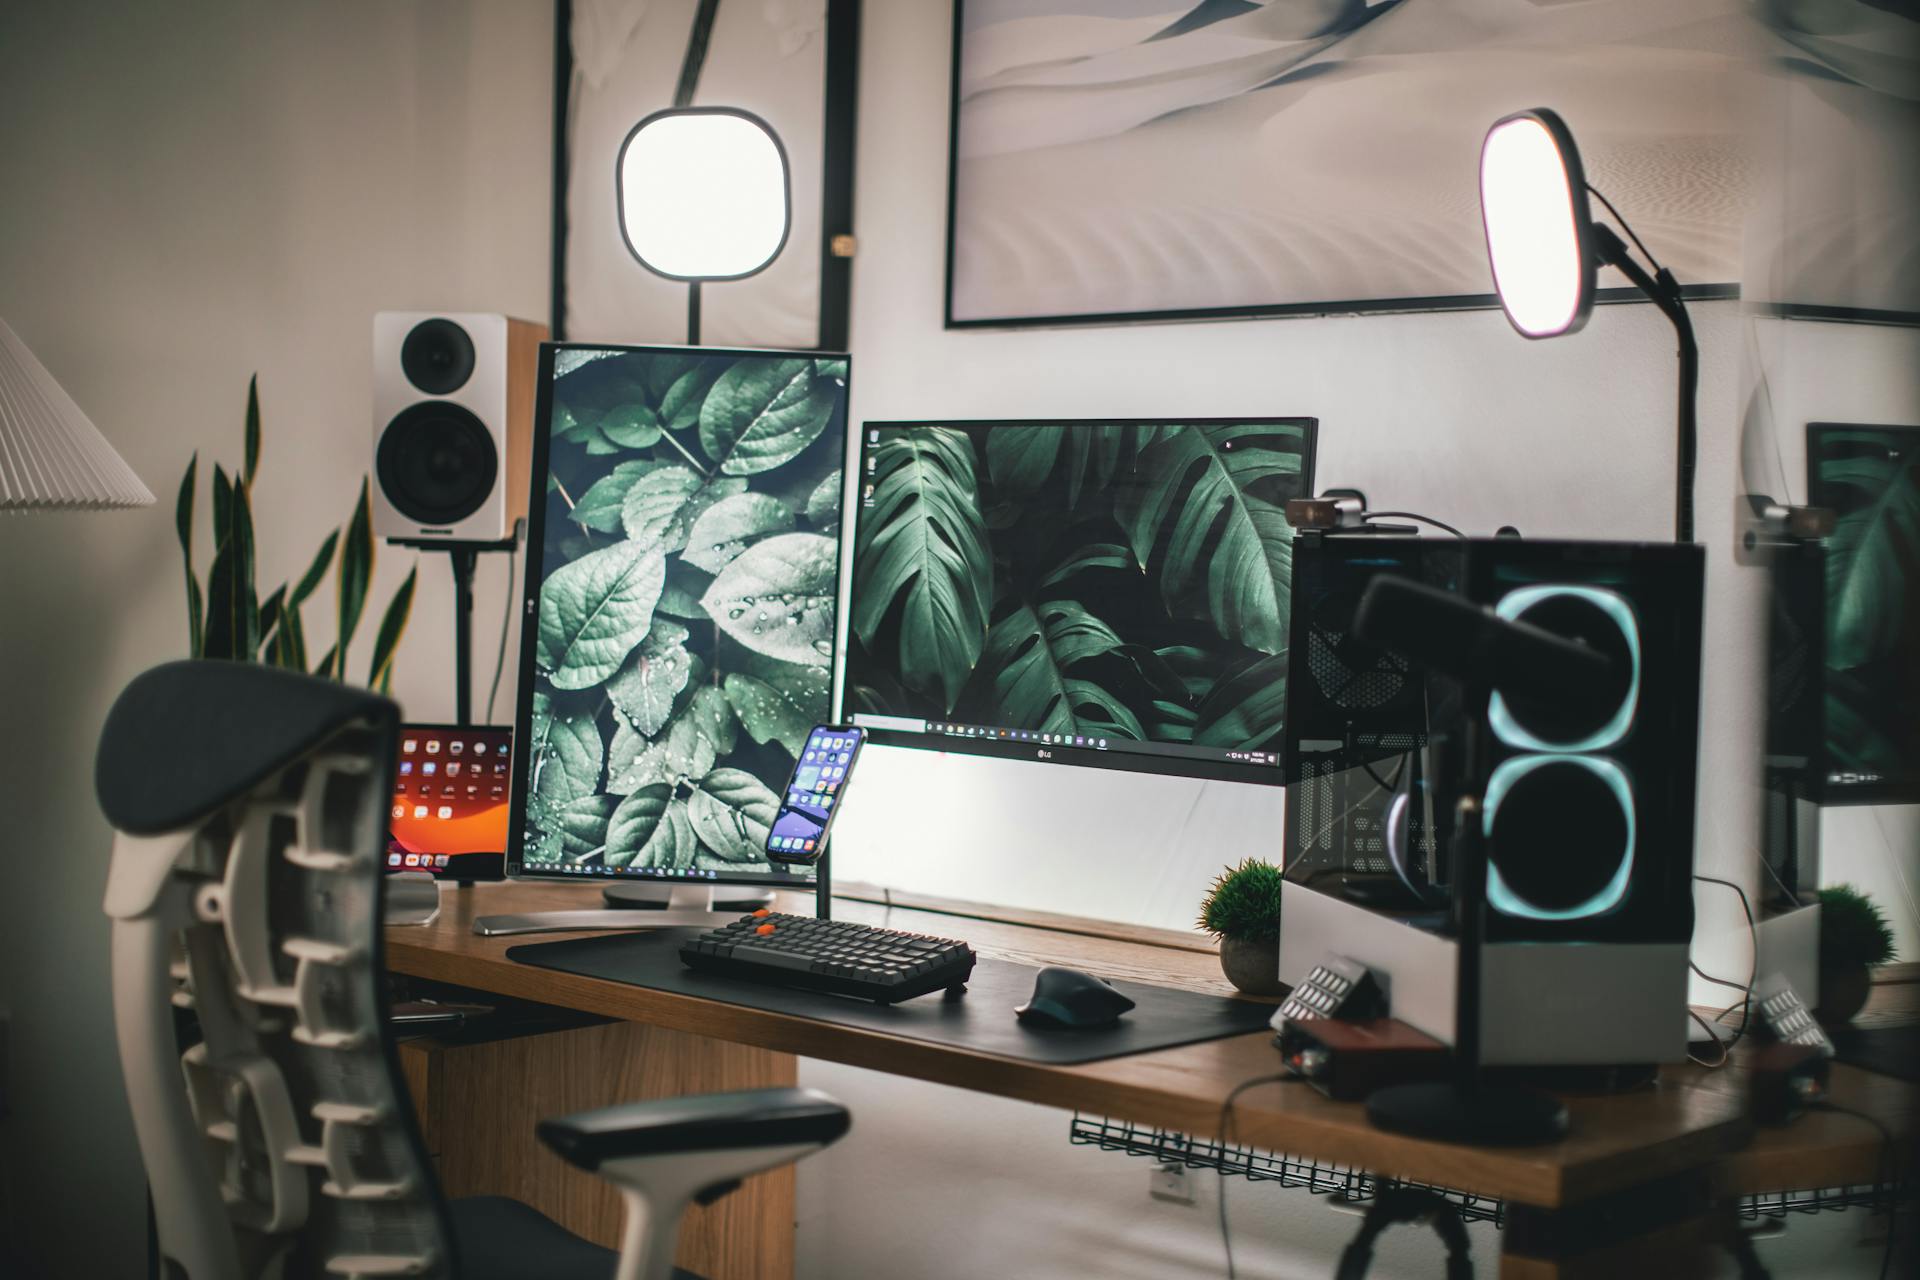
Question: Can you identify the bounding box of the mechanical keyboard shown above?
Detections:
[679,911,976,1004]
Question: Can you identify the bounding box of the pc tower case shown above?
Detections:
[1280,534,1705,1066]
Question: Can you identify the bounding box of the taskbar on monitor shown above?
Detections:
[849,714,1285,784]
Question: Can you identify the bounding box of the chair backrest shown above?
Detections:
[99,662,455,1280]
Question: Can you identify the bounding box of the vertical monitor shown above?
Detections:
[1807,422,1919,803]
[509,344,850,884]
[842,419,1316,785]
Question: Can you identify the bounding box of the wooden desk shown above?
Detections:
[387,882,1912,1278]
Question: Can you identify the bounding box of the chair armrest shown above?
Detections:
[537,1087,850,1172]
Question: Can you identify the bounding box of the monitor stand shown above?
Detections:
[472,855,829,937]
[602,881,773,912]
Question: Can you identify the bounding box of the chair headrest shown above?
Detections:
[96,661,397,835]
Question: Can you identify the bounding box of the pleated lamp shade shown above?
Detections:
[1,316,154,512]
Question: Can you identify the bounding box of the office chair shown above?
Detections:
[98,661,848,1280]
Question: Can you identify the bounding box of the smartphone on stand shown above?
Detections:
[766,725,865,866]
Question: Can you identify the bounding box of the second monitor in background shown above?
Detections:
[843,419,1317,786]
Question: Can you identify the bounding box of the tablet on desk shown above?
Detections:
[387,723,512,880]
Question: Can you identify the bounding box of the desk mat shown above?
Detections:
[506,928,1274,1065]
[1831,1025,1920,1082]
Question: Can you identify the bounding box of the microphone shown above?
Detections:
[1351,575,1623,722]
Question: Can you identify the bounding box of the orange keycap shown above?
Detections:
[753,908,771,918]
[756,923,777,935]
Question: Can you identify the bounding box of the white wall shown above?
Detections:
[0,2,1907,1278]
[0,3,549,1274]
[827,0,1770,984]
[799,4,1905,1278]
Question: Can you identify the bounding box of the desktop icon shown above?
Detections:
[405,854,420,867]
[413,806,429,819]
[448,762,462,777]
[437,806,453,819]
[402,739,417,753]
[426,740,440,754]
[423,761,437,776]
[400,761,414,775]
[392,804,405,818]
[388,852,402,867]
[450,741,464,756]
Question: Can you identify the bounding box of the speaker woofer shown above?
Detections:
[376,403,498,527]
[400,318,477,395]
[1489,585,1639,752]
[1484,754,1635,921]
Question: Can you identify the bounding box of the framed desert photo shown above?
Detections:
[943,0,1755,328]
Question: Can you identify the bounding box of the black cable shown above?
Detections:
[484,537,519,725]
[673,0,722,108]
[1217,1072,1299,1279]
[1585,183,1663,272]
[1359,753,1405,796]
[1364,511,1466,539]
[1692,874,1758,1050]
[1810,1102,1899,1280]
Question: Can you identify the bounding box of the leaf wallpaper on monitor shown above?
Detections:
[847,422,1308,751]
[523,349,847,874]
[1817,427,1920,783]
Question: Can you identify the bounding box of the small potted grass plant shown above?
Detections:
[1199,858,1287,997]
[1815,884,1897,1025]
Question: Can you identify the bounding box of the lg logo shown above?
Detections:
[1037,749,1052,759]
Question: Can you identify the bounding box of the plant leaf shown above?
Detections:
[681,492,796,574]
[661,361,727,432]
[204,539,235,660]
[176,455,202,658]
[697,358,837,476]
[805,469,842,526]
[1824,449,1919,670]
[243,374,260,490]
[1114,423,1308,655]
[530,689,606,803]
[724,656,830,757]
[312,645,336,678]
[366,566,418,690]
[599,401,663,450]
[603,784,674,869]
[211,464,233,561]
[230,481,259,659]
[1039,542,1133,590]
[536,541,667,690]
[700,532,837,667]
[850,428,992,709]
[257,584,287,661]
[335,480,375,679]
[548,794,620,861]
[570,459,651,534]
[621,464,745,553]
[286,529,339,608]
[978,599,1141,738]
[688,767,779,862]
[606,684,736,792]
[606,619,693,737]
[1192,653,1288,749]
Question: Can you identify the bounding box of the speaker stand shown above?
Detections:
[390,528,520,890]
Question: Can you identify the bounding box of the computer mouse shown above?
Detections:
[1015,966,1137,1030]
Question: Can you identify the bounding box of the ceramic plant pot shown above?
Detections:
[1814,963,1872,1026]
[1219,935,1286,997]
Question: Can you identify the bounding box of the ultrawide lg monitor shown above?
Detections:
[842,418,1317,785]
[508,343,850,886]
